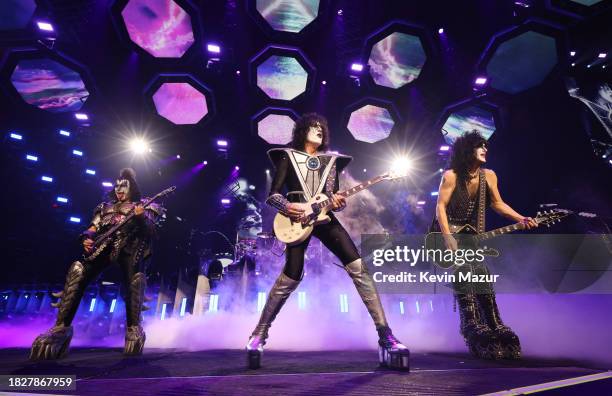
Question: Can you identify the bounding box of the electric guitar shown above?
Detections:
[424,209,571,269]
[84,186,176,261]
[273,171,406,245]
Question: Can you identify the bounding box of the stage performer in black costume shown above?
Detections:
[245,113,409,370]
[432,131,537,360]
[30,168,165,360]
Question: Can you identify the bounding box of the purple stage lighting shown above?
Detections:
[72,149,83,157]
[217,140,228,147]
[59,130,71,137]
[85,169,96,175]
[347,104,395,143]
[236,70,241,75]
[102,181,113,188]
[203,160,208,165]
[417,200,426,205]
[36,21,54,32]
[10,133,23,140]
[474,77,488,85]
[257,113,296,145]
[176,154,181,159]
[438,28,444,34]
[221,198,230,205]
[152,82,209,125]
[207,44,221,54]
[234,166,240,171]
[598,53,607,58]
[56,197,68,203]
[570,51,576,56]
[75,113,88,120]
[439,145,450,151]
[337,9,343,15]
[321,80,326,85]
[350,63,364,72]
[430,191,439,196]
[26,154,38,162]
[41,176,53,182]
[69,216,81,223]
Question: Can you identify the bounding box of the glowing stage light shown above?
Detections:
[438,28,444,34]
[72,149,83,157]
[571,63,576,67]
[474,77,488,85]
[321,80,327,85]
[129,138,149,155]
[298,291,306,310]
[265,169,270,174]
[26,154,38,162]
[180,297,187,317]
[221,198,230,205]
[430,191,439,196]
[439,145,450,151]
[36,21,54,32]
[598,53,607,58]
[350,63,364,72]
[217,139,228,147]
[69,216,81,223]
[59,130,71,137]
[75,113,88,120]
[10,133,23,140]
[110,299,117,313]
[56,196,68,203]
[85,169,96,175]
[161,303,167,320]
[203,160,208,165]
[176,154,181,159]
[208,294,219,312]
[417,200,426,205]
[102,181,113,188]
[89,298,96,312]
[41,176,53,182]
[207,43,221,54]
[570,51,576,56]
[257,292,266,312]
[390,157,412,176]
[235,166,240,170]
[399,301,405,315]
[339,294,349,313]
[249,185,255,190]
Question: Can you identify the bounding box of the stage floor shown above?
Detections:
[0,348,610,395]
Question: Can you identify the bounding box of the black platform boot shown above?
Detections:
[30,261,86,360]
[124,272,147,355]
[476,293,521,359]
[456,293,503,360]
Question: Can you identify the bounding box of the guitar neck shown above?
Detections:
[95,195,158,244]
[313,175,386,210]
[475,222,524,241]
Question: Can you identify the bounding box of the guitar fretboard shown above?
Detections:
[313,176,385,210]
[475,222,524,241]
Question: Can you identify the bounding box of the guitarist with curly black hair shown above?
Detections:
[433,131,537,360]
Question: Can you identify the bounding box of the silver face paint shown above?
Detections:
[306,124,323,146]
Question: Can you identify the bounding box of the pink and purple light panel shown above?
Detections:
[347,105,395,143]
[10,58,89,113]
[368,32,426,89]
[257,55,309,100]
[152,82,208,124]
[121,0,195,58]
[258,114,295,144]
[255,0,320,33]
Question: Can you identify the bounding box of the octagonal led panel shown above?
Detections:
[441,106,496,145]
[368,32,426,89]
[486,31,557,94]
[152,82,208,124]
[258,114,295,144]
[10,59,89,113]
[0,0,36,30]
[569,0,604,5]
[256,0,320,33]
[347,105,394,143]
[257,55,308,100]
[121,0,195,58]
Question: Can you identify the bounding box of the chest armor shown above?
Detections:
[99,202,136,229]
[286,149,337,200]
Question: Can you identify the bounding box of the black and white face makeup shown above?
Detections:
[114,179,130,202]
[306,121,323,147]
[474,141,488,164]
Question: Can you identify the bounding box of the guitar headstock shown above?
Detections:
[153,186,176,200]
[534,209,572,227]
[381,169,408,182]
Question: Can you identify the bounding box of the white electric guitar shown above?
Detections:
[273,170,406,245]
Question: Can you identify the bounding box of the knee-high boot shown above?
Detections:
[246,272,300,369]
[476,292,521,359]
[124,272,147,355]
[345,259,409,370]
[456,293,503,359]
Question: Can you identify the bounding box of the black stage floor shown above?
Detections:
[0,348,611,395]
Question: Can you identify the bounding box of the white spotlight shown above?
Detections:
[390,157,412,177]
[129,138,149,155]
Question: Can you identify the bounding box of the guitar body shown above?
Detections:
[273,193,332,246]
[424,224,479,269]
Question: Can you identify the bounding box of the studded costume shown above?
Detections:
[30,169,165,360]
[431,169,520,360]
[246,148,409,370]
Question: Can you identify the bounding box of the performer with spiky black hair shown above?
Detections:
[245,113,409,370]
[30,168,165,360]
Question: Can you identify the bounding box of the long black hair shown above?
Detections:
[290,113,330,152]
[449,130,487,181]
[108,168,142,202]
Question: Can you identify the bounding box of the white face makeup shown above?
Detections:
[306,123,323,147]
[114,179,130,201]
[474,142,488,163]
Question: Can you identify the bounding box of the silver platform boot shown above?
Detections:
[345,258,410,371]
[246,272,300,369]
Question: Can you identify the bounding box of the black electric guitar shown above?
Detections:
[424,209,571,269]
[84,186,176,261]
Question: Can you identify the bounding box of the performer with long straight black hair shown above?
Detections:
[30,168,165,360]
[245,113,409,370]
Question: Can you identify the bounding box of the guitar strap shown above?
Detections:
[477,169,486,233]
